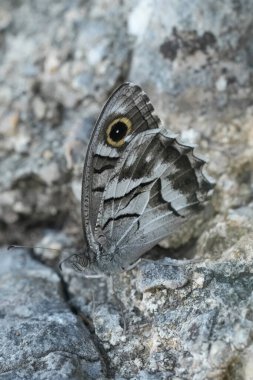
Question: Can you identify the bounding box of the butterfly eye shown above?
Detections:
[106,116,132,147]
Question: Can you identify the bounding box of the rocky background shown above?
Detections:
[1,0,253,379]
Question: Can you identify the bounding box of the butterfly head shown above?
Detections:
[58,243,100,273]
[69,246,119,275]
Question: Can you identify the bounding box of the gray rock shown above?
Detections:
[32,96,47,121]
[0,247,105,380]
[136,260,189,292]
[128,0,253,122]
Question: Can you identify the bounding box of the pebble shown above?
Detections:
[32,97,47,120]
[0,111,19,136]
[44,54,61,74]
[216,76,227,92]
[0,9,12,31]
[37,162,61,185]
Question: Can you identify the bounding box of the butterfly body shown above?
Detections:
[77,83,213,275]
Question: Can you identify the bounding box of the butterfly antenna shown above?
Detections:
[8,244,63,253]
[8,245,82,272]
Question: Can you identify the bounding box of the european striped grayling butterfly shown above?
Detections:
[69,83,213,275]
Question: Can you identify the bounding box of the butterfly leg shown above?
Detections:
[136,257,206,270]
[107,276,127,334]
[161,257,206,266]
[124,258,143,272]
[91,289,96,318]
[83,273,107,279]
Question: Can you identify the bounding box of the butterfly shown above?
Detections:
[68,83,213,275]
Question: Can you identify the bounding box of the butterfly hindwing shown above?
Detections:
[95,128,212,269]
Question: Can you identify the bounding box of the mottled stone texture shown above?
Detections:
[0,0,253,379]
[0,248,104,379]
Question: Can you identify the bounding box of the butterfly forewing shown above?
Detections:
[81,83,161,249]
